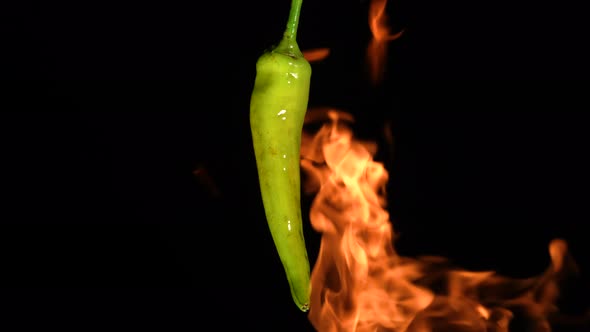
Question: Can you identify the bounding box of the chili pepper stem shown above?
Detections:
[274,0,305,58]
[285,0,303,40]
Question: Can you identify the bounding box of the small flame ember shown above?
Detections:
[304,48,331,63]
[367,0,403,85]
[301,109,580,332]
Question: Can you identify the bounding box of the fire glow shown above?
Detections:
[367,0,403,85]
[302,109,578,332]
[297,0,584,331]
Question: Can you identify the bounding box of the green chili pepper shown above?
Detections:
[249,0,312,312]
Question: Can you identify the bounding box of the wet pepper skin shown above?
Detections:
[250,34,312,312]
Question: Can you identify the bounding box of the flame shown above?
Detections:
[193,165,221,197]
[367,0,403,85]
[304,48,331,63]
[301,108,581,332]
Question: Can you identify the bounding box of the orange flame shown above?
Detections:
[301,108,580,332]
[367,0,403,85]
[304,48,331,63]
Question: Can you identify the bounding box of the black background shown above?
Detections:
[2,0,590,330]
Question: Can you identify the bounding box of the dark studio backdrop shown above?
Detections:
[2,0,590,331]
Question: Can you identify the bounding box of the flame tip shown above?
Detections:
[302,48,330,63]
